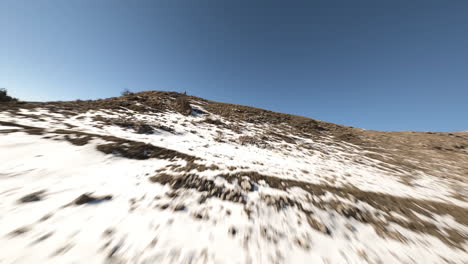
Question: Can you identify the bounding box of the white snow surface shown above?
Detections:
[0,104,467,264]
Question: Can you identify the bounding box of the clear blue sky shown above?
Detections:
[1,0,467,131]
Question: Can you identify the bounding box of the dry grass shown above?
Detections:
[218,171,468,248]
[2,90,466,194]
[174,95,192,115]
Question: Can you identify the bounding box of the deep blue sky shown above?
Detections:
[1,0,467,131]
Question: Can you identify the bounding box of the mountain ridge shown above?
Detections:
[0,90,467,263]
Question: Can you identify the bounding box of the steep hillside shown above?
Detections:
[1,91,467,263]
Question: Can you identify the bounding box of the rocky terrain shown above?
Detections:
[0,91,467,263]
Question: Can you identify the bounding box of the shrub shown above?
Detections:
[0,88,18,102]
[174,95,192,115]
[121,88,133,96]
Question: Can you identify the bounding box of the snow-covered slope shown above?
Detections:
[1,92,467,263]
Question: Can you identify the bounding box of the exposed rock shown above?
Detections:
[18,190,46,203]
[228,227,237,236]
[74,193,112,205]
[9,226,31,237]
[307,216,331,235]
[174,204,186,211]
[240,180,252,192]
[225,190,235,200]
[134,123,154,134]
[198,195,208,204]
[347,194,357,203]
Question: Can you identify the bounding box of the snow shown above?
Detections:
[0,103,467,263]
[2,107,466,206]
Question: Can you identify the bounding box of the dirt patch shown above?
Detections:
[0,121,45,135]
[94,116,175,134]
[0,121,198,163]
[0,128,21,134]
[97,141,196,161]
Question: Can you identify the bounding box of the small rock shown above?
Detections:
[347,194,357,202]
[209,188,217,196]
[74,193,112,205]
[33,232,53,244]
[174,204,186,211]
[220,192,226,200]
[19,191,45,203]
[9,226,30,237]
[228,227,237,236]
[39,213,53,222]
[240,180,252,192]
[166,191,178,198]
[264,196,275,205]
[108,245,120,258]
[336,205,344,214]
[355,212,363,221]
[198,195,207,204]
[135,124,154,134]
[213,187,222,197]
[317,222,330,234]
[225,191,234,201]
[194,213,203,219]
[308,216,331,235]
[103,228,115,237]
